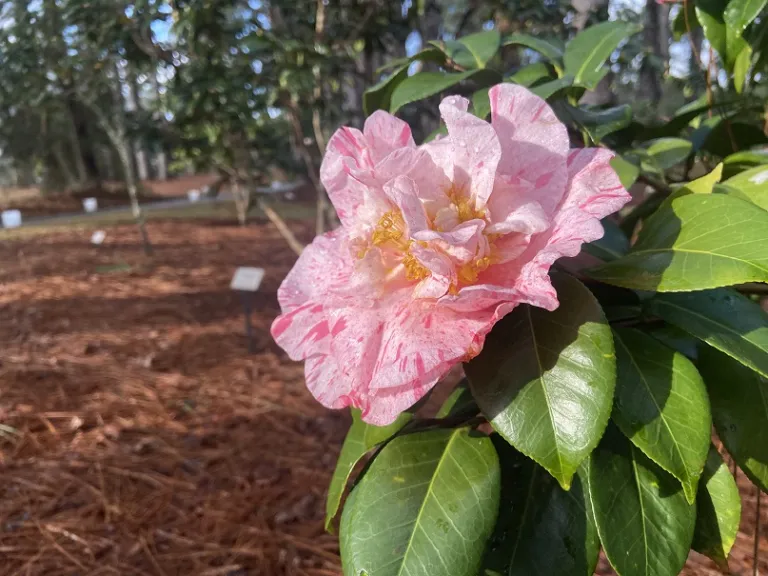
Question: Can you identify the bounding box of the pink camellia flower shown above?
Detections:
[271,83,630,425]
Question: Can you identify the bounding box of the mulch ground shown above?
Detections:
[0,215,766,575]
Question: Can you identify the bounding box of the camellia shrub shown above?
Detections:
[272,4,768,576]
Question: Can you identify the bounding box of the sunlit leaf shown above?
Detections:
[390,69,501,113]
[590,194,768,291]
[650,288,768,378]
[563,21,641,89]
[466,273,615,490]
[723,164,768,210]
[695,0,728,58]
[325,409,412,531]
[340,428,500,576]
[457,30,501,68]
[692,446,741,568]
[611,328,711,503]
[609,155,639,189]
[529,75,574,100]
[507,62,555,87]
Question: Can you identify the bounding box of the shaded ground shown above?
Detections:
[0,216,765,575]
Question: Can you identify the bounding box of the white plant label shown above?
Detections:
[83,197,98,212]
[230,267,265,292]
[1,209,22,229]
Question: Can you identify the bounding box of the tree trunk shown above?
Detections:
[65,103,89,185]
[154,147,168,181]
[150,71,168,181]
[135,145,150,181]
[128,69,150,181]
[51,144,77,189]
[231,179,250,226]
[639,0,670,105]
[88,65,152,255]
[116,139,153,255]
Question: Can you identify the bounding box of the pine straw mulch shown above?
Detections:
[1,219,346,575]
[0,217,766,575]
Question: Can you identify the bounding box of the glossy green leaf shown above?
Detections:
[503,34,564,66]
[482,437,599,576]
[529,75,574,100]
[340,428,501,576]
[364,64,409,115]
[584,218,630,262]
[457,30,501,68]
[645,137,693,170]
[390,69,501,113]
[610,155,639,189]
[692,446,741,568]
[435,384,477,418]
[466,273,615,490]
[724,164,768,211]
[646,324,700,359]
[699,347,768,493]
[639,95,710,140]
[649,288,768,378]
[507,62,555,87]
[590,425,696,576]
[732,40,752,92]
[724,0,768,37]
[590,194,768,291]
[325,409,412,531]
[695,0,728,58]
[554,102,633,143]
[723,151,768,178]
[429,40,477,70]
[376,47,447,74]
[612,328,711,502]
[678,163,723,194]
[563,21,641,89]
[472,88,491,120]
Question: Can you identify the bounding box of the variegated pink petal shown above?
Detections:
[363,110,416,163]
[385,175,430,234]
[273,83,632,427]
[439,95,502,210]
[488,83,569,218]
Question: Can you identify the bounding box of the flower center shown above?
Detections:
[363,210,430,281]
[447,187,485,223]
[371,211,408,249]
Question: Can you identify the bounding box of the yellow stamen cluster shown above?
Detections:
[402,252,430,281]
[363,211,430,281]
[360,199,497,292]
[457,256,492,284]
[371,211,407,248]
[448,188,485,223]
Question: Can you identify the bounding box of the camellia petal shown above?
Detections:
[272,83,631,425]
